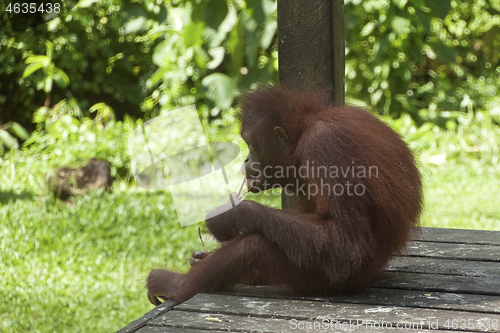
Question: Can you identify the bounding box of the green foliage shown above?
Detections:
[23,40,70,108]
[0,179,202,332]
[0,0,164,128]
[23,41,69,91]
[0,101,208,333]
[140,0,277,122]
[2,0,500,133]
[0,122,29,156]
[90,102,116,123]
[0,0,278,134]
[379,108,500,230]
[24,102,134,181]
[345,0,500,123]
[385,109,500,167]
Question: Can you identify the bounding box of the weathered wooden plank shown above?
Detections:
[405,241,500,261]
[136,327,227,333]
[121,228,500,332]
[221,285,500,314]
[116,300,176,333]
[416,227,500,245]
[153,310,322,332]
[312,289,500,315]
[172,293,500,332]
[149,310,477,332]
[373,271,500,296]
[388,256,500,277]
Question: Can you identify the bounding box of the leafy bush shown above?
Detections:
[20,101,136,183]
[0,122,29,155]
[3,0,500,132]
[140,0,277,125]
[0,0,162,128]
[345,0,500,124]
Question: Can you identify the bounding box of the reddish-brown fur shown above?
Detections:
[147,86,422,305]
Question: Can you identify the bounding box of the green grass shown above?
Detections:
[0,154,195,331]
[0,185,202,332]
[421,162,500,230]
[1,114,499,332]
[0,153,281,332]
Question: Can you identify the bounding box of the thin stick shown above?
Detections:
[239,177,255,200]
[238,189,249,201]
[236,178,246,198]
[237,177,256,201]
[198,227,207,252]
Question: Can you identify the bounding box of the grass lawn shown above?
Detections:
[421,162,500,230]
[1,123,499,332]
[0,184,198,332]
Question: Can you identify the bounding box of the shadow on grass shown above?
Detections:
[0,190,35,205]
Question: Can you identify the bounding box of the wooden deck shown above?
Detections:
[118,227,500,332]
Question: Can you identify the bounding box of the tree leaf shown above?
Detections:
[0,129,18,149]
[262,0,277,17]
[202,73,237,110]
[391,16,410,35]
[152,40,170,66]
[207,47,225,69]
[45,40,53,62]
[193,46,210,68]
[360,21,376,36]
[227,18,244,75]
[77,0,96,8]
[25,55,49,65]
[90,102,115,122]
[183,21,205,47]
[23,63,45,78]
[10,123,29,140]
[124,16,148,34]
[260,20,277,49]
[392,0,407,10]
[53,69,70,88]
